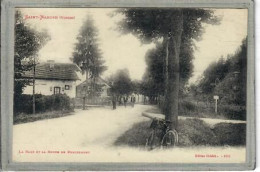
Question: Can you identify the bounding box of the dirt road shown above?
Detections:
[13,105,245,163]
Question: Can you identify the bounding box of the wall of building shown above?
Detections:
[100,85,110,98]
[23,79,77,98]
[76,82,110,98]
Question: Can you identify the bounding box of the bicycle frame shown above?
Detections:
[146,118,178,149]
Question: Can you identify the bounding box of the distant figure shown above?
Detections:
[123,96,128,108]
[131,96,136,107]
[112,95,116,110]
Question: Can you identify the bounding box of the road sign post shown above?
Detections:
[213,95,219,114]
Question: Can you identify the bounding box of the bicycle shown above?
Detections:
[145,118,178,150]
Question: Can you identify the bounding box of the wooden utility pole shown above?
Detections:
[214,95,219,114]
[32,56,36,115]
[83,64,89,110]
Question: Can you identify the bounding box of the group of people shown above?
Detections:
[112,95,136,109]
[123,95,136,108]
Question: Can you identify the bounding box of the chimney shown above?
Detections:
[47,60,55,71]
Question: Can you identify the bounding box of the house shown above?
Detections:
[76,77,111,104]
[22,61,81,98]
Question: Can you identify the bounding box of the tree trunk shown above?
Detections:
[83,70,89,110]
[165,10,183,131]
[164,36,169,114]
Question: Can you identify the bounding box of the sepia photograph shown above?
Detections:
[9,5,251,167]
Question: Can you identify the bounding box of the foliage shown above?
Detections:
[131,80,142,94]
[213,123,246,146]
[72,15,106,77]
[108,69,133,96]
[214,39,247,106]
[14,10,50,97]
[196,38,247,106]
[156,98,246,120]
[14,110,73,125]
[197,57,230,94]
[141,37,195,99]
[116,8,219,43]
[141,43,165,97]
[114,118,245,147]
[14,94,73,115]
[72,15,107,98]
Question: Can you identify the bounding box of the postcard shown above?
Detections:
[1,0,255,170]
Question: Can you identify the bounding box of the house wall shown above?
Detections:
[76,83,110,98]
[23,79,77,98]
[100,85,110,98]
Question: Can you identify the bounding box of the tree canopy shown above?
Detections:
[197,38,247,105]
[14,10,50,96]
[141,34,195,98]
[108,69,133,96]
[72,15,107,78]
[117,8,219,43]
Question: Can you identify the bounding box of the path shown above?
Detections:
[13,105,245,163]
[142,111,246,127]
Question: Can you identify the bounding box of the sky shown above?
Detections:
[19,8,248,83]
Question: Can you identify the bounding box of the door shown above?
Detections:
[54,87,61,94]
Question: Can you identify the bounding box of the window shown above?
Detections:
[54,87,61,94]
[65,85,70,90]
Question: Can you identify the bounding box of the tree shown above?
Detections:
[144,43,165,97]
[72,15,107,108]
[198,57,230,95]
[142,37,194,103]
[209,38,247,106]
[116,8,219,130]
[14,10,49,98]
[108,69,133,107]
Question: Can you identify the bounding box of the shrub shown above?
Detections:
[178,118,218,146]
[114,121,151,147]
[212,123,246,145]
[218,105,246,120]
[14,94,43,114]
[114,118,246,147]
[180,101,196,112]
[14,94,73,115]
[161,99,246,120]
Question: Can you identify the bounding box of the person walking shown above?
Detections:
[133,96,136,107]
[123,96,128,108]
[130,95,135,107]
[112,95,116,110]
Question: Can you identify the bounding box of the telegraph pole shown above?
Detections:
[32,55,36,115]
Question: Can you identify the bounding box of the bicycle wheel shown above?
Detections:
[161,130,178,148]
[145,131,155,150]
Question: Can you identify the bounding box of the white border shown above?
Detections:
[1,0,255,170]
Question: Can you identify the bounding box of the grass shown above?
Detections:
[114,118,246,147]
[213,123,246,146]
[14,110,74,125]
[146,104,245,121]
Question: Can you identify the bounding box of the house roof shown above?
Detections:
[23,62,81,80]
[77,77,111,88]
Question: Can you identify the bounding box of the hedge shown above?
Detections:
[159,99,246,120]
[14,94,73,115]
